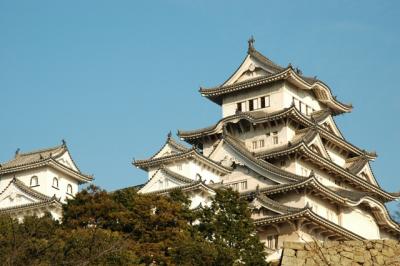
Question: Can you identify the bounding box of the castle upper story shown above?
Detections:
[199,37,352,119]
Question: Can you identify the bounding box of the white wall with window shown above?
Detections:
[0,167,80,203]
[222,82,283,117]
[283,82,322,115]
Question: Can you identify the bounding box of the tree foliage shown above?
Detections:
[0,186,266,265]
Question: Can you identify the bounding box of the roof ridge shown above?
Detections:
[255,194,302,213]
[18,144,65,157]
[222,132,305,182]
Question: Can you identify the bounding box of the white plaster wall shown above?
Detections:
[56,151,79,171]
[188,191,213,209]
[340,206,380,239]
[326,147,346,167]
[222,165,276,192]
[140,171,186,193]
[221,82,284,117]
[0,167,79,203]
[240,124,288,152]
[283,82,323,114]
[12,206,62,222]
[295,159,349,189]
[164,160,222,184]
[273,192,305,209]
[305,194,339,224]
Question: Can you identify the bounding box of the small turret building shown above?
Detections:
[0,141,92,220]
[133,39,400,259]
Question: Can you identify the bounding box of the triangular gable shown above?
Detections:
[152,136,189,159]
[356,163,378,187]
[223,165,278,192]
[222,53,279,87]
[251,198,286,215]
[211,139,291,184]
[318,115,344,139]
[0,179,50,209]
[307,133,331,161]
[139,169,193,194]
[55,150,79,172]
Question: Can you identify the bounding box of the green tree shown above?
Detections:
[0,213,138,266]
[196,188,267,266]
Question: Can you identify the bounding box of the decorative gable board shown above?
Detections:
[251,198,285,216]
[308,133,331,161]
[0,183,42,209]
[139,170,191,194]
[318,115,344,139]
[223,55,275,86]
[56,150,79,172]
[357,163,378,186]
[153,142,184,159]
[213,140,287,185]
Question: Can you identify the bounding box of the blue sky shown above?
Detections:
[0,1,399,213]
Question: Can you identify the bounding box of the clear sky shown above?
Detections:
[1,1,399,213]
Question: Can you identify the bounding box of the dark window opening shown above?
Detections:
[237,102,242,112]
[260,97,265,108]
[249,100,254,111]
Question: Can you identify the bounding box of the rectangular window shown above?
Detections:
[253,98,259,109]
[260,97,265,108]
[259,139,265,148]
[293,97,299,109]
[237,102,242,112]
[177,164,182,171]
[252,141,258,149]
[272,131,278,145]
[266,235,278,249]
[248,99,254,111]
[241,181,247,190]
[265,96,270,107]
[231,183,239,191]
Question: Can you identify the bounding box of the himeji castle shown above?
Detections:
[134,38,400,259]
[0,141,92,220]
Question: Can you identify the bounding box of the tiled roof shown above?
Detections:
[0,178,62,214]
[242,175,399,204]
[144,180,215,196]
[178,106,376,159]
[253,208,365,241]
[1,144,66,170]
[133,148,232,174]
[0,198,61,214]
[0,143,93,182]
[149,134,190,160]
[0,178,53,201]
[253,194,302,214]
[248,48,285,73]
[223,133,306,182]
[199,62,352,114]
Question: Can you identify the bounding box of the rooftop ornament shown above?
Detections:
[247,35,255,54]
[15,148,20,158]
[295,67,303,75]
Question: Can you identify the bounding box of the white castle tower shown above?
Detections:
[133,38,400,258]
[0,141,92,220]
